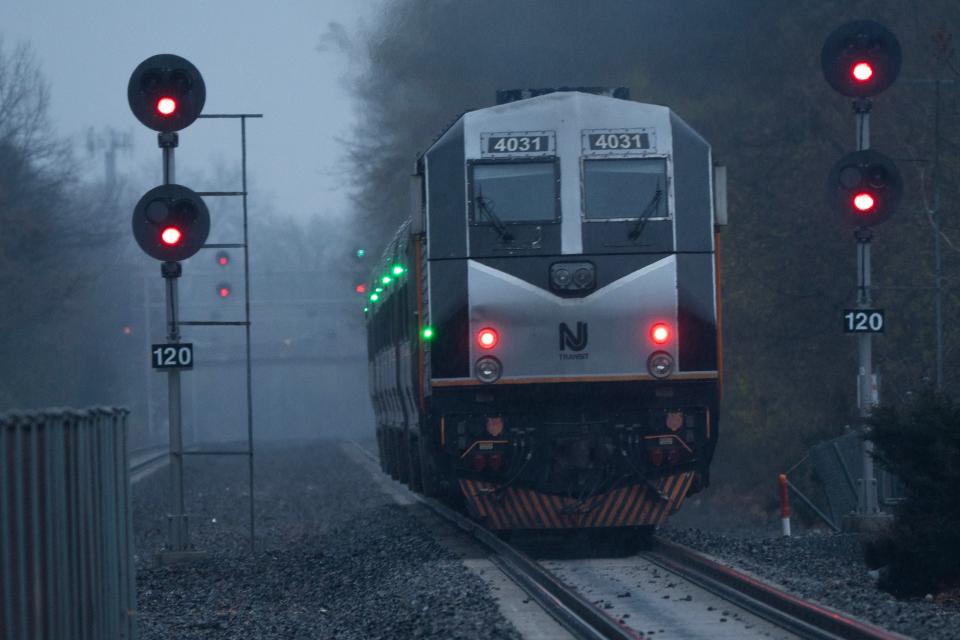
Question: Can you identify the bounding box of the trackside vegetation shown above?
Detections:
[866,389,960,597]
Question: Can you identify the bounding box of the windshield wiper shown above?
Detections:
[627,182,664,242]
[475,192,514,243]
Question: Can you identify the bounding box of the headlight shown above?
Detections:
[475,356,503,384]
[647,351,673,379]
[552,267,571,287]
[573,267,595,288]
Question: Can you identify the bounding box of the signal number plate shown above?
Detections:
[843,310,884,333]
[151,343,194,370]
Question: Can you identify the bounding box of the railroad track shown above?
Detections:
[128,444,169,483]
[350,440,907,640]
[641,541,908,640]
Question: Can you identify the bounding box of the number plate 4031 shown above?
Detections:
[151,343,194,369]
[842,309,884,333]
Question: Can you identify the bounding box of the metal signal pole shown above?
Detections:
[853,100,880,515]
[159,131,193,554]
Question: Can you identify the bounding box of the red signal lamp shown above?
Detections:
[853,192,876,212]
[851,62,874,82]
[650,323,671,344]
[218,256,229,266]
[477,327,499,350]
[218,286,231,298]
[355,283,367,294]
[156,96,177,115]
[160,227,182,245]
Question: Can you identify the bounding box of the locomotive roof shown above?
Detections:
[422,91,704,159]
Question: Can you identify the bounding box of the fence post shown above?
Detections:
[778,473,792,537]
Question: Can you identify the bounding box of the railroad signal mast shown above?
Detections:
[821,21,902,522]
[128,53,208,559]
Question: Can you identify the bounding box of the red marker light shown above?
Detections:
[355,284,366,294]
[477,328,499,350]
[651,323,671,344]
[853,192,876,212]
[160,227,182,245]
[852,62,874,82]
[219,286,231,298]
[156,97,177,115]
[218,256,229,266]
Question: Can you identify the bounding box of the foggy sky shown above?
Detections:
[0,0,377,221]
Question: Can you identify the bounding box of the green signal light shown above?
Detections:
[392,264,405,276]
[369,293,379,302]
[363,306,369,313]
[355,248,365,258]
[421,326,434,340]
[381,275,392,285]
[375,287,383,293]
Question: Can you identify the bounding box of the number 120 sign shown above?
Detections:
[843,310,884,333]
[151,343,194,369]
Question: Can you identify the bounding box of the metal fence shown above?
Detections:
[0,408,136,640]
[787,430,905,530]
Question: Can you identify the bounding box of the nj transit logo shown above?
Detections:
[559,322,588,352]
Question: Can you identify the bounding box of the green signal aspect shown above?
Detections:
[392,264,405,276]
[381,275,392,285]
[369,293,379,302]
[421,326,434,340]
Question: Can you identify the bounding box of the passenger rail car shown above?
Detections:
[366,91,726,531]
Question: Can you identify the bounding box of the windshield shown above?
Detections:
[583,158,668,220]
[471,162,557,223]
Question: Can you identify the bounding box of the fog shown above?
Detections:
[1,0,959,498]
[0,1,382,443]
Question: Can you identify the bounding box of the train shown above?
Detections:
[365,88,726,534]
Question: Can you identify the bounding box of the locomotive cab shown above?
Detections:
[368,90,725,530]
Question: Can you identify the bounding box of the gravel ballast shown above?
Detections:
[661,527,960,640]
[133,441,522,640]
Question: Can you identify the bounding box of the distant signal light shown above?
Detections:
[160,227,182,245]
[853,193,875,212]
[156,96,177,115]
[852,62,874,82]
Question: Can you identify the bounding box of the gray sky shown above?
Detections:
[0,0,377,221]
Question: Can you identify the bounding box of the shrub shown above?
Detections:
[865,389,960,597]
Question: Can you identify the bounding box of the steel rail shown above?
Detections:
[645,539,908,640]
[350,442,639,640]
[128,444,169,481]
[428,497,641,640]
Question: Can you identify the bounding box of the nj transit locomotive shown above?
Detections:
[366,90,726,531]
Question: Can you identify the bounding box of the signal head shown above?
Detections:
[128,54,206,132]
[828,149,902,226]
[132,184,210,261]
[821,21,901,97]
